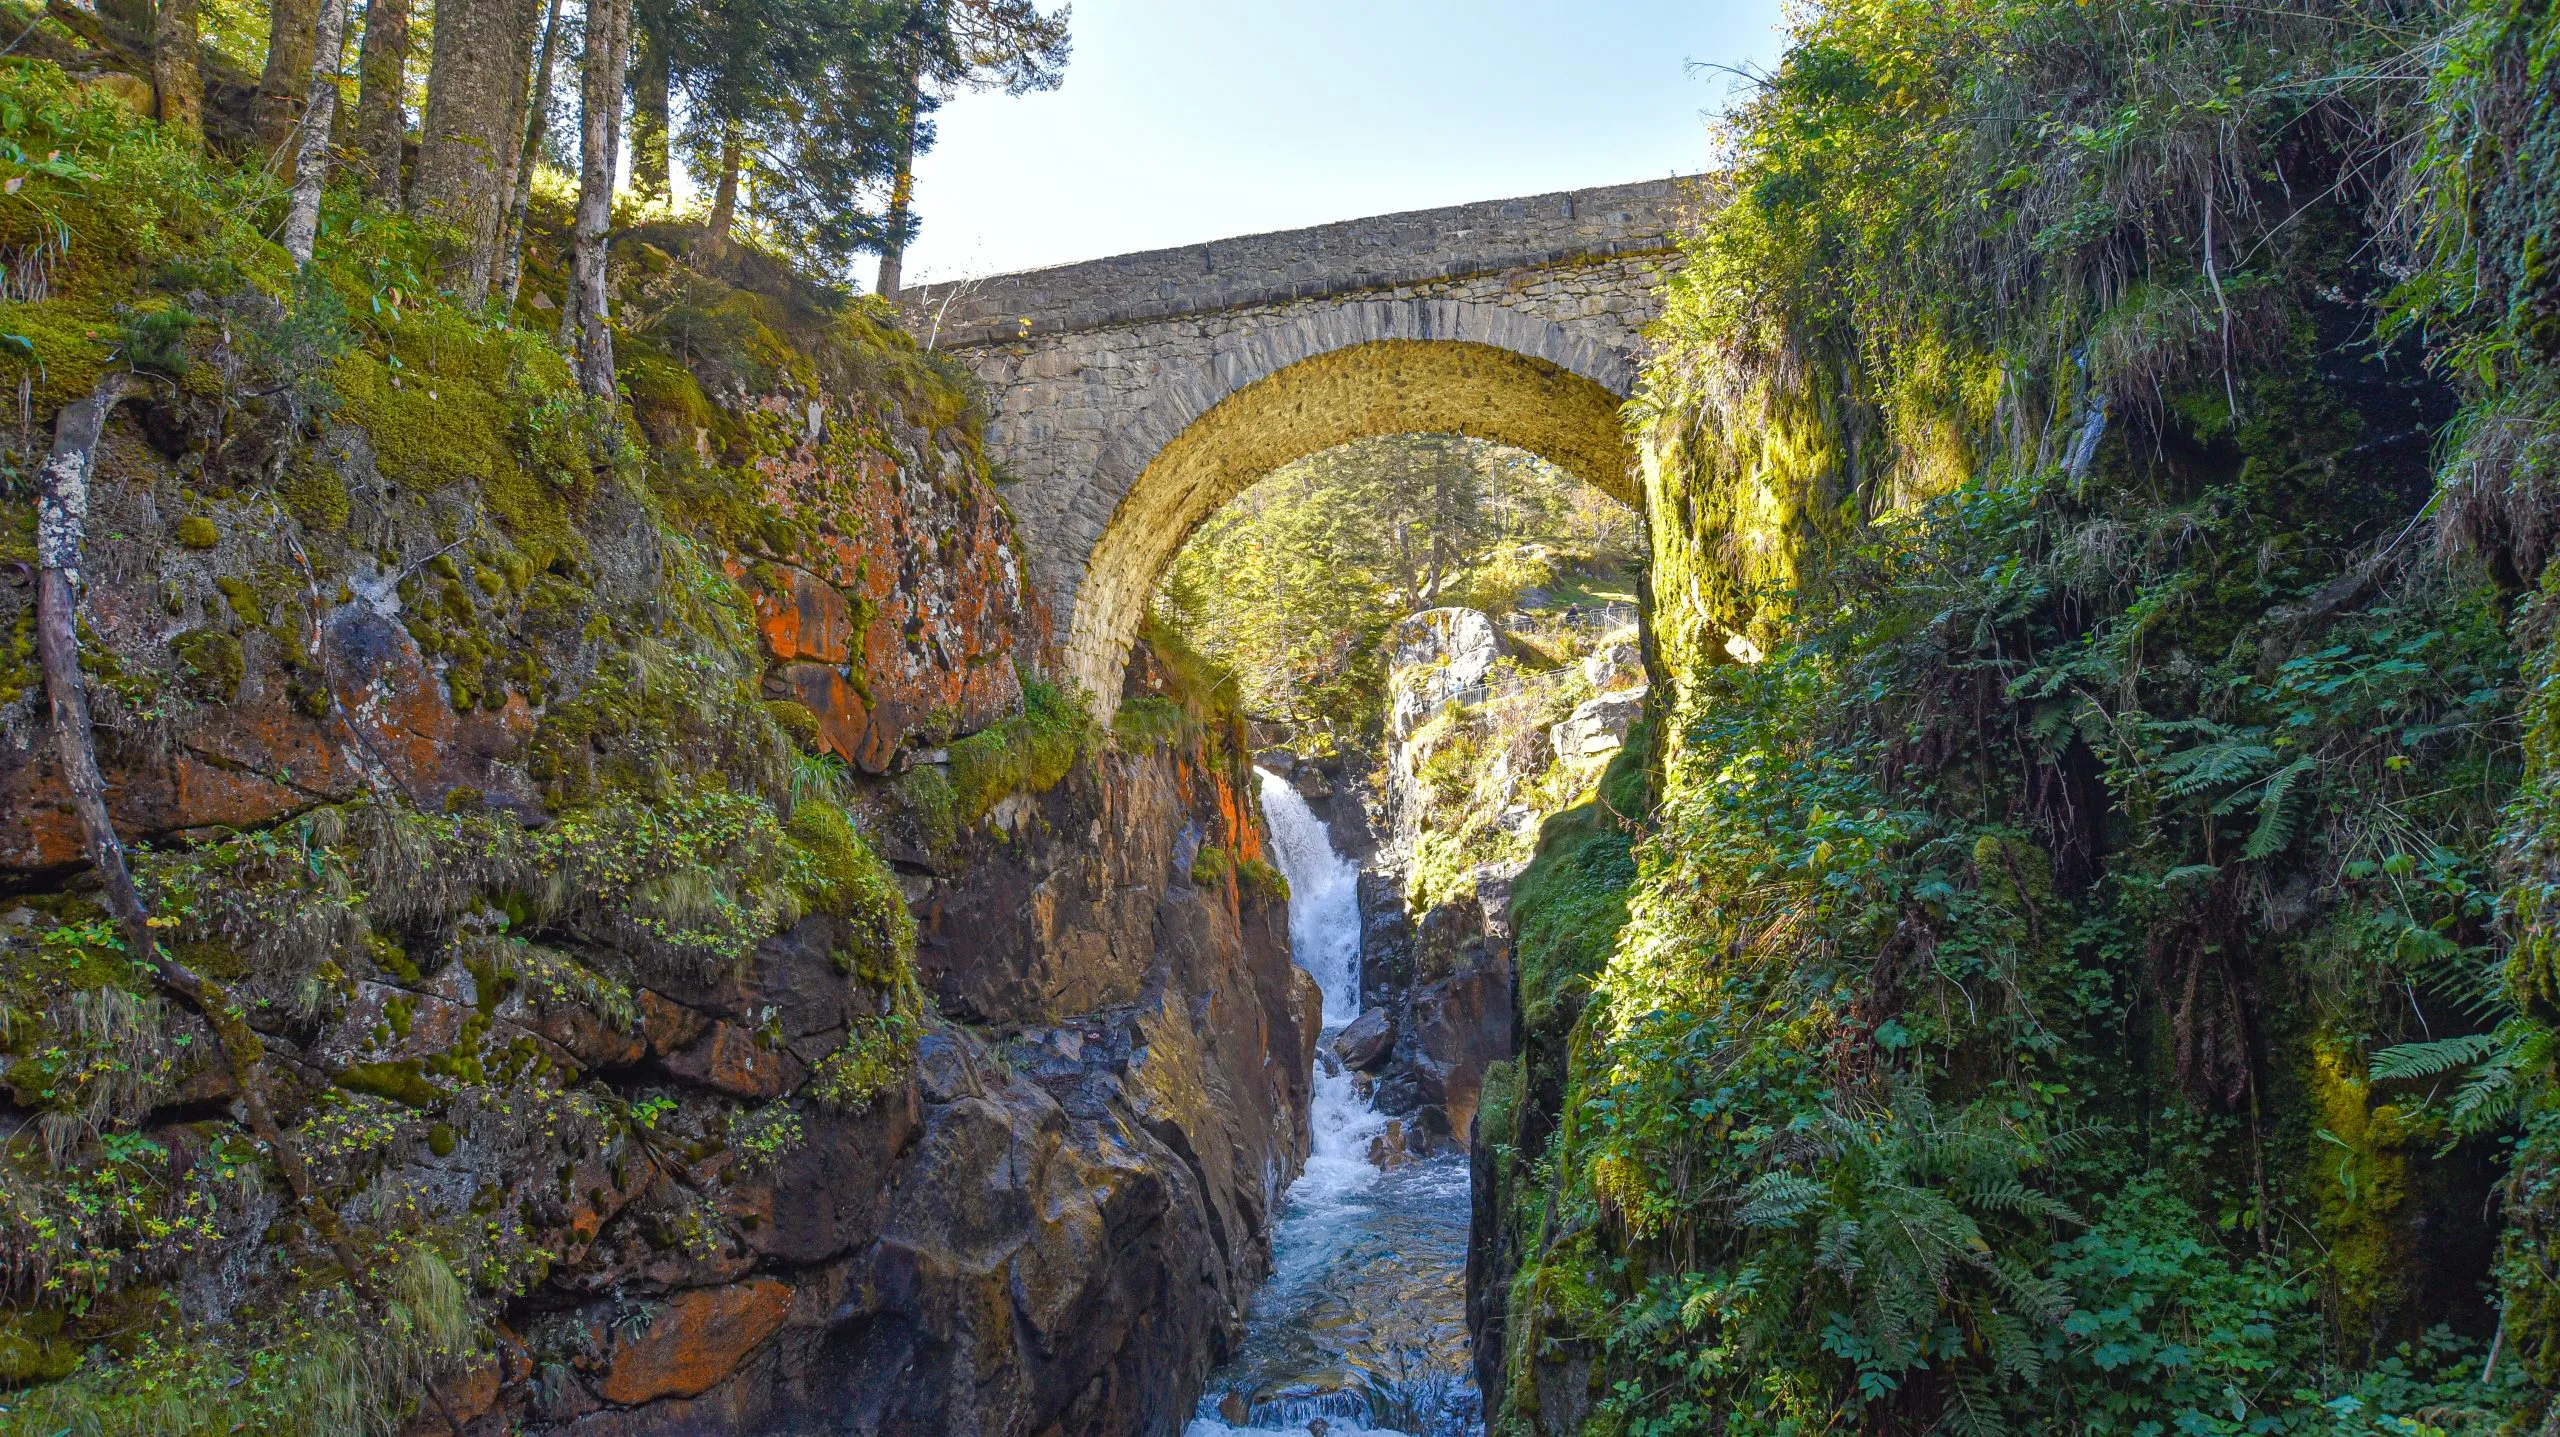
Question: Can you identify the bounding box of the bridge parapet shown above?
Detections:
[905,177,1692,348]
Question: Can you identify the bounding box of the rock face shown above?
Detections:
[1390,607,1505,738]
[433,723,1317,1435]
[1550,686,1647,762]
[0,291,1318,1437]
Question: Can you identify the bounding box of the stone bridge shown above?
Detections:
[904,176,1697,702]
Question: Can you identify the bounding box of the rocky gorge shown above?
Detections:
[0,98,1322,1431]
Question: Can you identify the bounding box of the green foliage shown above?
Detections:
[945,673,1094,826]
[1494,0,2545,1411]
[0,1249,475,1437]
[1235,856,1290,904]
[1189,842,1233,889]
[1157,434,1636,742]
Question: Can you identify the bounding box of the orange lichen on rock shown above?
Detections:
[596,1278,795,1406]
[739,406,1049,771]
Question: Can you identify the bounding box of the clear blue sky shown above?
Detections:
[897,0,1790,284]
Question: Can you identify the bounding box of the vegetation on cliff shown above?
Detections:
[1483,0,2560,1431]
[0,58,1055,1432]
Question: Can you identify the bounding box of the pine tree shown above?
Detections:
[413,0,544,301]
[352,0,410,201]
[872,0,1069,296]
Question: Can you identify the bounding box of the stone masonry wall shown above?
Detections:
[898,178,1703,701]
[905,178,1688,347]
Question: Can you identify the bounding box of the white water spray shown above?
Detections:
[1257,768,1363,1023]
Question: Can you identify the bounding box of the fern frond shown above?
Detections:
[2367,1031,2505,1082]
[1737,1172,1824,1227]
[2239,756,2315,860]
[2153,735,2278,798]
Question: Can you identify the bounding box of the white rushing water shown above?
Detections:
[1184,771,1480,1437]
[1256,769,1364,1024]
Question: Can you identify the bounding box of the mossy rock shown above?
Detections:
[0,1307,82,1384]
[280,460,350,533]
[169,626,241,701]
[174,515,219,548]
[788,802,915,983]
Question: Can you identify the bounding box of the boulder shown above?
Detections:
[1333,1009,1396,1072]
[1389,608,1502,737]
[1550,686,1649,761]
[1581,641,1642,689]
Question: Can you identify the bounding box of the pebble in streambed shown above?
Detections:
[1187,777,1482,1437]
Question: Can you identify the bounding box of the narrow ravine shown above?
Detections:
[1187,772,1484,1437]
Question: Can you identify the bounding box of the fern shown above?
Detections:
[1737,1172,1824,1227]
[2238,755,2315,860]
[2366,1030,2504,1082]
[2150,727,2280,798]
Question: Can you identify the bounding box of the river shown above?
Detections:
[1184,772,1483,1437]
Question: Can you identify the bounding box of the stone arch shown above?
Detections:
[1061,307,1638,701]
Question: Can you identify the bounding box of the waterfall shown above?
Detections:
[1257,768,1363,1024]
[1186,771,1480,1437]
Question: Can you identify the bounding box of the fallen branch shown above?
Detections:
[32,372,462,1434]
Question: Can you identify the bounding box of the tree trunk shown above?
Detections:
[351,0,408,203]
[282,0,351,264]
[413,0,541,304]
[629,17,668,206]
[253,0,320,158]
[702,118,741,247]
[571,0,629,399]
[150,0,201,147]
[496,0,565,307]
[873,52,921,298]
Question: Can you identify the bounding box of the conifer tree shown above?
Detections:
[352,0,409,201]
[872,0,1069,296]
[414,0,543,300]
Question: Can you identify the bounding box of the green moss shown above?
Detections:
[893,762,959,852]
[174,515,219,549]
[787,802,915,983]
[947,674,1095,826]
[213,575,265,627]
[0,1307,83,1384]
[169,626,241,702]
[765,699,823,751]
[335,1060,443,1108]
[1509,727,1648,1047]
[1235,856,1290,903]
[280,460,350,534]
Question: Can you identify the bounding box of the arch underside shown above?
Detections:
[1067,336,1636,702]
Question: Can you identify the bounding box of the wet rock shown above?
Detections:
[1333,1010,1396,1072]
[1372,1067,1443,1118]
